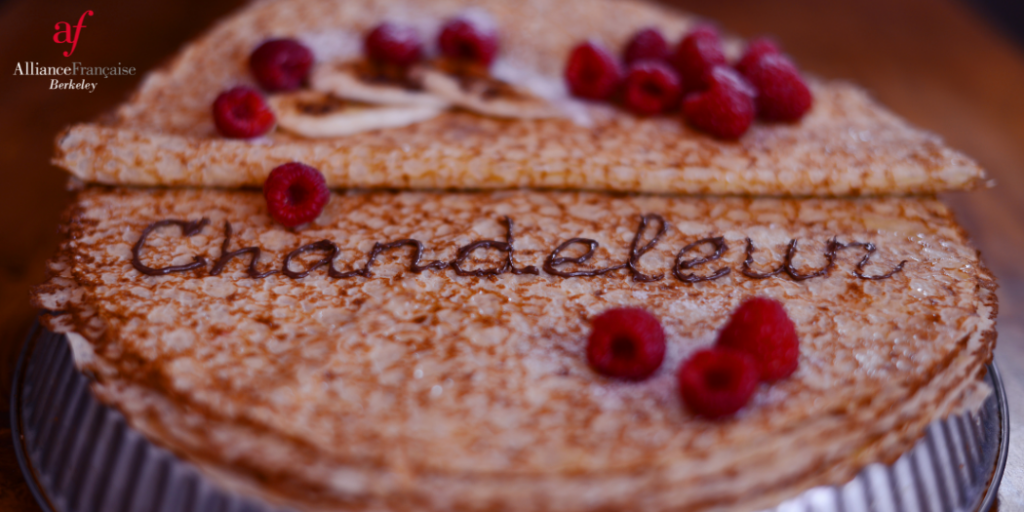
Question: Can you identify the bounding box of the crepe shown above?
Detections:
[52,0,985,195]
[32,186,997,512]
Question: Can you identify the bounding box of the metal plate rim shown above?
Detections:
[978,361,1010,512]
[10,322,58,512]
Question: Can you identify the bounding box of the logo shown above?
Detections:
[54,10,93,57]
[13,10,136,94]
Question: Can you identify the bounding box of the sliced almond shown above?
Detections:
[269,90,443,138]
[310,60,449,108]
[416,60,562,120]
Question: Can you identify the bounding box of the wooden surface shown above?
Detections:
[2,0,1024,510]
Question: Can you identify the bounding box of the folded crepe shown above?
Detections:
[33,186,996,512]
[53,0,985,195]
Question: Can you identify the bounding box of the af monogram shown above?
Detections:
[53,11,93,57]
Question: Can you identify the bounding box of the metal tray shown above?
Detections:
[11,323,1010,512]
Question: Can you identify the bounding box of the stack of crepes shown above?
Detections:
[33,0,997,511]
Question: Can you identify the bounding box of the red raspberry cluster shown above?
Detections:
[565,26,812,139]
[213,15,501,139]
[212,38,316,139]
[364,15,500,69]
[586,297,799,419]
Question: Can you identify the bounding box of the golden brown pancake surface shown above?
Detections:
[34,187,996,511]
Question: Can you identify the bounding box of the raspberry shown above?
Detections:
[678,347,759,419]
[716,297,799,381]
[365,23,422,68]
[586,308,666,381]
[565,41,622,101]
[623,27,670,65]
[249,39,314,92]
[212,86,276,139]
[263,162,330,228]
[671,25,727,93]
[622,61,681,116]
[734,37,780,76]
[682,66,755,139]
[741,53,812,122]
[438,17,499,67]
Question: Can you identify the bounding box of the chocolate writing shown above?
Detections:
[741,237,785,279]
[282,240,340,279]
[130,215,908,283]
[131,218,210,276]
[280,237,451,280]
[210,221,278,278]
[452,216,538,277]
[673,236,730,283]
[784,238,840,281]
[626,214,667,282]
[843,241,908,280]
[544,238,624,277]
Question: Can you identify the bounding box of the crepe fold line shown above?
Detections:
[51,0,984,195]
[32,187,996,512]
